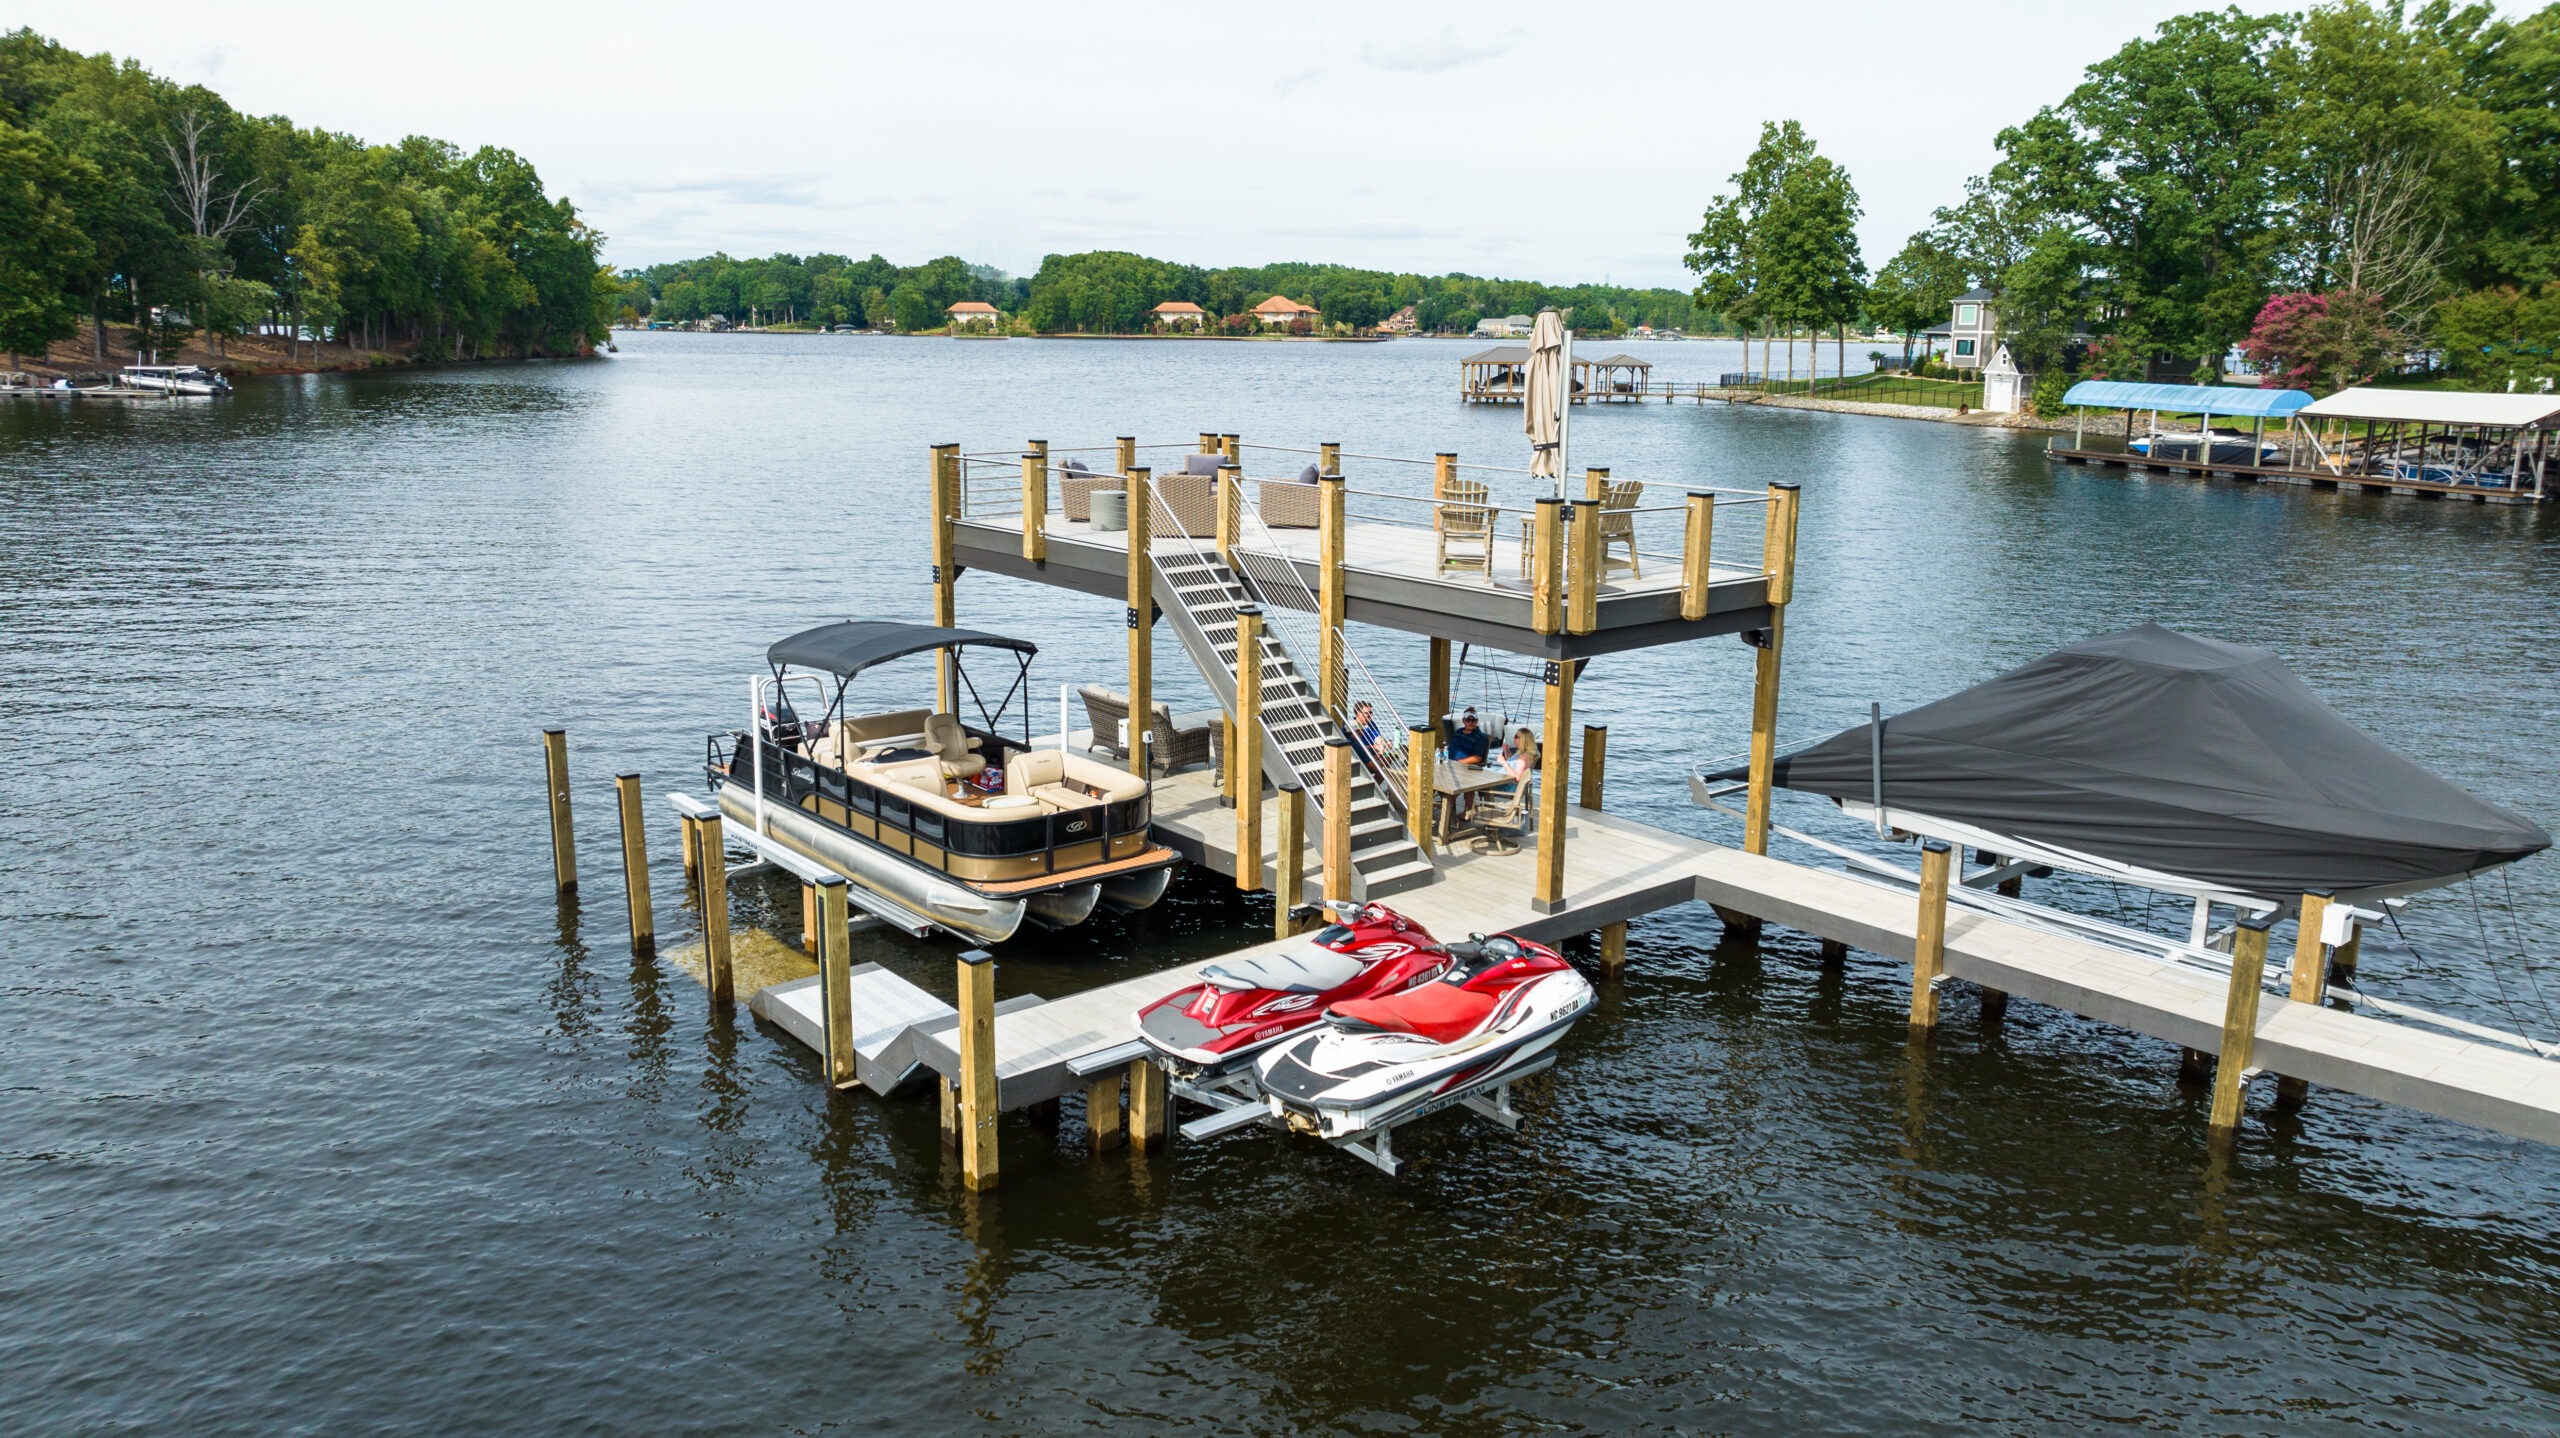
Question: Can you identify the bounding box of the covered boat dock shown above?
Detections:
[2048,379,2557,504]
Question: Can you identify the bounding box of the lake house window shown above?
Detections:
[1957,304,1979,327]
[1956,339,1977,357]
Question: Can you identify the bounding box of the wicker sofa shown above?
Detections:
[1260,463,1323,528]
[1057,458,1115,523]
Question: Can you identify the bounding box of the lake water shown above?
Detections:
[7,332,2559,1434]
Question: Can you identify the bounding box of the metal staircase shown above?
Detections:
[1148,538,1436,899]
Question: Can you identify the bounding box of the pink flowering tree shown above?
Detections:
[2241,289,2395,393]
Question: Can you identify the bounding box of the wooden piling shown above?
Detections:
[612,773,653,953]
[1125,466,1153,780]
[1432,451,1455,495]
[695,811,733,1007]
[1427,636,1451,733]
[1235,605,1265,890]
[541,728,576,892]
[1323,441,1343,476]
[1128,1058,1169,1152]
[1199,431,1218,455]
[1275,781,1306,937]
[817,874,853,1087]
[1568,498,1601,635]
[930,444,960,715]
[1116,435,1136,475]
[1742,483,1802,855]
[957,948,998,1190]
[1220,432,1240,466]
[1085,1069,1126,1152]
[1531,498,1563,635]
[1581,723,1623,974]
[1317,476,1347,713]
[2209,914,2276,1140]
[2277,893,2331,1112]
[1322,737,1354,902]
[1533,658,1574,913]
[1908,840,1953,1031]
[679,814,699,892]
[1021,442,1048,564]
[800,881,817,956]
[1680,491,1715,621]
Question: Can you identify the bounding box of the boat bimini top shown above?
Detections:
[767,620,1038,742]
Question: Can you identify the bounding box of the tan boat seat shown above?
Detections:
[923,712,985,779]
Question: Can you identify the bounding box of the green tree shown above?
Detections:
[1870,234,1968,362]
[2435,281,2560,387]
[0,117,95,360]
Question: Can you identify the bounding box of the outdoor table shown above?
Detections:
[1433,762,1515,848]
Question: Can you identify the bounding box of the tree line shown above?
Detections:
[624,248,1721,337]
[0,29,615,366]
[1690,1,2560,396]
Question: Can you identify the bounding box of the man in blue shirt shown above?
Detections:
[1445,708,1489,768]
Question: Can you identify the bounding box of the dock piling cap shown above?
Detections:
[815,873,846,891]
[959,948,995,967]
[2236,912,2275,933]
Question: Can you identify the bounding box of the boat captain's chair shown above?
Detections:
[922,712,986,780]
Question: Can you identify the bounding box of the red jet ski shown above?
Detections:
[1133,901,1446,1081]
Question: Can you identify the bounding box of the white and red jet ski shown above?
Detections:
[1253,930,1593,1173]
[1134,902,1444,1082]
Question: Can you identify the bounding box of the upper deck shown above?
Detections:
[947,441,1784,658]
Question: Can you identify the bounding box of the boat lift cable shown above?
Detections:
[2497,867,2560,1036]
[2386,897,2557,1059]
[2471,880,2560,1041]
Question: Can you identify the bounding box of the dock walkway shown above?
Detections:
[742,767,2560,1148]
[2050,445,2547,504]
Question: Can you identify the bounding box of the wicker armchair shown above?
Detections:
[1597,477,1643,577]
[1077,685,1211,774]
[1058,459,1114,523]
[1260,464,1323,529]
[1147,471,1219,538]
[1436,477,1497,578]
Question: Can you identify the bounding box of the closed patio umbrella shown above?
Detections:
[1524,308,1570,490]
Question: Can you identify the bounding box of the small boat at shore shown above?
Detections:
[118,363,231,395]
[705,621,1180,942]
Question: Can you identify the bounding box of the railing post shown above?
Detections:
[1021,440,1048,564]
[2210,914,2277,1142]
[1531,497,1562,635]
[1234,605,1265,890]
[930,444,959,715]
[1317,475,1347,715]
[1406,723,1435,852]
[817,874,853,1087]
[1908,840,1953,1031]
[1116,434,1136,475]
[1568,497,1600,635]
[541,728,576,892]
[1533,658,1574,913]
[957,947,998,1189]
[1432,451,1455,496]
[2276,892,2332,1112]
[1584,466,1609,501]
[1742,482,1801,855]
[1199,431,1218,455]
[1680,491,1715,622]
[613,773,653,953]
[695,811,733,1007]
[1322,440,1342,476]
[1322,736,1354,902]
[1125,466,1153,780]
[1221,432,1240,466]
[1215,461,1242,566]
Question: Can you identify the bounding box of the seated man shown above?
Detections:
[1444,708,1489,769]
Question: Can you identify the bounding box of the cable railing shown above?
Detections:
[1221,485,1416,820]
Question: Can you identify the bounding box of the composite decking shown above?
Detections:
[739,766,2560,1148]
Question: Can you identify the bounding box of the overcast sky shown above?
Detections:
[20,0,2473,288]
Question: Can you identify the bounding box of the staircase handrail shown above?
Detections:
[1227,477,1417,818]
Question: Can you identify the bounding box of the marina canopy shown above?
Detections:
[2061,381,2314,417]
[1736,624,2548,897]
[767,621,1035,679]
[2298,386,2560,430]
[1464,346,1532,365]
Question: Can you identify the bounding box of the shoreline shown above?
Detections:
[11,323,601,384]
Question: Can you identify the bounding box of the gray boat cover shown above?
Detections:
[1727,624,2548,894]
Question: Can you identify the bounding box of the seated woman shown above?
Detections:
[1500,726,1539,837]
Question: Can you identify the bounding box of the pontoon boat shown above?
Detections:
[706,621,1180,942]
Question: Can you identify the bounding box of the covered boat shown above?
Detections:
[1727,624,2549,905]
[707,621,1180,942]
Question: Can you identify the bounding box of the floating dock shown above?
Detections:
[2049,446,2548,504]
